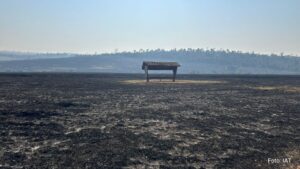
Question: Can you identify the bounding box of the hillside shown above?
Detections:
[0,49,299,74]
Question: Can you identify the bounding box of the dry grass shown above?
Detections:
[283,148,300,169]
[254,86,300,93]
[121,79,226,84]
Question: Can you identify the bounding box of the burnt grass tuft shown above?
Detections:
[0,73,299,169]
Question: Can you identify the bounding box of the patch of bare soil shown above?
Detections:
[122,79,226,84]
[0,74,299,169]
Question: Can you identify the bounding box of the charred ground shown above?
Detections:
[0,73,299,169]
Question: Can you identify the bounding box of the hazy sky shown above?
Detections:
[0,0,299,55]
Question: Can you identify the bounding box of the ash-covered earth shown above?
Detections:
[0,73,299,169]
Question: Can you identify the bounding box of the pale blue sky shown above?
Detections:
[0,0,299,55]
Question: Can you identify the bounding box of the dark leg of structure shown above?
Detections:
[145,66,149,82]
[172,68,177,82]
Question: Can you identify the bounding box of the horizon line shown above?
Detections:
[0,48,299,57]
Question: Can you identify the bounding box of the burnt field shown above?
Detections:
[0,73,299,169]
